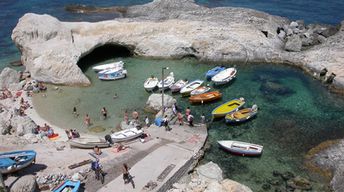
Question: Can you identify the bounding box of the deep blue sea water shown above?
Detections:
[1,1,344,191]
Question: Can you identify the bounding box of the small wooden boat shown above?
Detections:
[205,66,226,80]
[0,150,36,174]
[211,67,237,85]
[225,104,258,123]
[170,79,188,93]
[52,179,81,192]
[68,137,111,149]
[180,80,204,96]
[98,69,127,80]
[144,76,159,91]
[217,140,263,156]
[92,61,124,72]
[157,72,175,90]
[111,128,143,143]
[212,98,245,118]
[190,86,211,96]
[189,91,222,104]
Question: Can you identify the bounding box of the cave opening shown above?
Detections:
[77,44,133,72]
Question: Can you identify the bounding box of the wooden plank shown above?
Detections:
[68,159,92,169]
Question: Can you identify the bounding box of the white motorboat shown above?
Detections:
[180,80,204,96]
[217,140,263,156]
[190,86,211,96]
[170,79,188,93]
[157,72,175,90]
[92,61,124,72]
[98,69,127,80]
[110,128,143,143]
[211,67,237,85]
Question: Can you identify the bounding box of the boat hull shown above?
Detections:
[68,138,111,149]
[52,180,81,192]
[218,140,263,157]
[0,150,36,174]
[225,107,258,123]
[144,77,159,91]
[205,66,226,80]
[98,69,127,80]
[211,68,237,85]
[92,61,124,72]
[170,80,188,93]
[111,128,143,143]
[211,98,245,118]
[189,91,222,104]
[180,80,204,96]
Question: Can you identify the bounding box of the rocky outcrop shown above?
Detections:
[11,0,344,91]
[0,67,20,91]
[10,175,37,192]
[311,140,344,192]
[145,93,176,112]
[168,161,252,192]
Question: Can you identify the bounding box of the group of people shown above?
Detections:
[24,80,47,97]
[34,123,55,137]
[66,129,80,139]
[72,106,110,127]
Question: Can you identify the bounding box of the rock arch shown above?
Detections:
[77,44,134,71]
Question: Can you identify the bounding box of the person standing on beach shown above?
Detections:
[187,114,194,127]
[185,107,191,118]
[201,113,206,124]
[101,107,107,120]
[145,116,150,128]
[122,163,135,188]
[84,114,91,126]
[177,112,183,126]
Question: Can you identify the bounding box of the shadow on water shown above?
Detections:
[77,44,133,72]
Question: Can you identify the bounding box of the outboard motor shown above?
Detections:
[104,134,113,145]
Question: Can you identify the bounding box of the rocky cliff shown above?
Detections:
[11,0,344,90]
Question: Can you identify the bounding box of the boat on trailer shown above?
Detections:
[217,140,263,156]
[92,61,124,72]
[0,150,36,174]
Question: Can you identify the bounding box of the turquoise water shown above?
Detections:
[32,57,344,191]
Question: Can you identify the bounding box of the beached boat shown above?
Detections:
[211,98,245,118]
[217,140,263,156]
[206,66,226,80]
[68,137,111,149]
[225,104,258,123]
[190,86,211,96]
[110,128,143,143]
[0,150,36,174]
[144,76,159,91]
[211,67,237,85]
[52,179,81,192]
[180,80,204,96]
[98,69,127,80]
[170,79,188,93]
[189,91,222,104]
[157,72,175,90]
[92,61,124,72]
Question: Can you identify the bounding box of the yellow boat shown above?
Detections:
[211,98,245,118]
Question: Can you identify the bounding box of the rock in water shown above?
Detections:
[10,175,37,192]
[196,161,223,182]
[221,179,253,192]
[145,93,176,112]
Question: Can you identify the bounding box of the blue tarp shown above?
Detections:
[155,117,163,127]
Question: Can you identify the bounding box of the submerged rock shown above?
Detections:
[260,81,294,96]
[287,176,312,190]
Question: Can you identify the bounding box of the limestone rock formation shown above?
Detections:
[0,67,20,90]
[11,0,344,91]
[10,175,37,192]
[145,93,176,112]
[168,161,252,192]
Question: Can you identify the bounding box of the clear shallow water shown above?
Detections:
[32,58,344,191]
[1,0,344,70]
